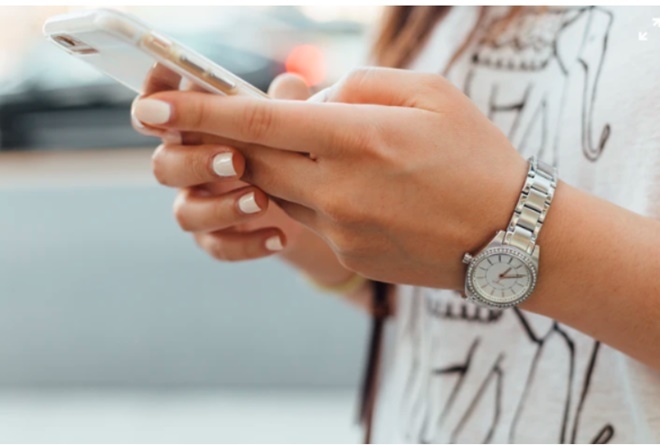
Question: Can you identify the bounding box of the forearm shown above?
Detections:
[279,227,374,313]
[519,181,660,369]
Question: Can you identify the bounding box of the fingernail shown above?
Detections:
[131,114,145,129]
[162,131,181,145]
[265,235,283,251]
[132,114,160,136]
[133,99,171,125]
[238,192,261,214]
[212,152,236,177]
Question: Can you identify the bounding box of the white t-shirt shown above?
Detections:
[371,6,660,443]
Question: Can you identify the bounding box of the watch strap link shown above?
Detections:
[503,156,558,254]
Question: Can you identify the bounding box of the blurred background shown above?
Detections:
[0,5,380,443]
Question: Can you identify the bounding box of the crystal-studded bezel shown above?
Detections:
[464,245,538,309]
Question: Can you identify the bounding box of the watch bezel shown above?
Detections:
[465,245,538,309]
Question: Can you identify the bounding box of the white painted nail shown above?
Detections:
[212,152,236,177]
[238,192,261,214]
[131,114,145,129]
[133,99,171,125]
[265,235,283,251]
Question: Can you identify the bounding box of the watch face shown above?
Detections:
[467,247,537,307]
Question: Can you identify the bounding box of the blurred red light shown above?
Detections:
[285,44,325,87]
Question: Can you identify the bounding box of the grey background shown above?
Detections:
[0,185,368,389]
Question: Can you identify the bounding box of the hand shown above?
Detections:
[132,67,530,289]
[133,71,314,261]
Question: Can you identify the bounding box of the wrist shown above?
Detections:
[461,156,556,309]
[456,155,530,289]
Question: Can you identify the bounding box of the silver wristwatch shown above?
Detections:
[461,156,558,309]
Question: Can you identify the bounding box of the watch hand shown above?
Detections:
[498,267,513,278]
[500,274,526,279]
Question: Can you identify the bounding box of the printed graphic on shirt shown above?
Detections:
[399,289,616,443]
[464,6,613,165]
[397,7,619,444]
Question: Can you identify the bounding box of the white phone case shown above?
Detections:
[43,9,268,98]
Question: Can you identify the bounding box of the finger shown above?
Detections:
[152,144,244,188]
[328,67,447,110]
[239,144,318,206]
[143,62,182,95]
[132,91,369,155]
[195,228,285,261]
[308,86,331,103]
[174,186,269,233]
[268,73,311,100]
[180,132,249,149]
[180,77,214,93]
[273,198,319,230]
[132,111,182,143]
[137,63,213,143]
[131,96,183,144]
[197,178,251,197]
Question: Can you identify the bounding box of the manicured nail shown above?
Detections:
[133,99,171,125]
[162,131,181,145]
[265,235,283,251]
[238,192,261,214]
[212,152,236,177]
[131,114,161,137]
[131,114,145,129]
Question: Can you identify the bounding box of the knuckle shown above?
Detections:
[207,237,257,262]
[212,196,234,225]
[329,119,380,154]
[343,120,393,165]
[414,75,448,109]
[268,73,304,99]
[343,67,372,91]
[184,151,208,183]
[420,74,445,93]
[151,147,170,186]
[188,96,208,130]
[241,101,273,141]
[366,135,395,165]
[244,239,263,260]
[356,123,382,153]
[172,197,192,231]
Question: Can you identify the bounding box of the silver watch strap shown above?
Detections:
[503,156,558,254]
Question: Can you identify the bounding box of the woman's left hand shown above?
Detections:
[133,67,530,290]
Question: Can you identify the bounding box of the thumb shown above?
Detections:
[267,73,311,100]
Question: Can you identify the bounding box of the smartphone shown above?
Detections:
[43,8,268,98]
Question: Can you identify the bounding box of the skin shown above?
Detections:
[133,67,660,371]
[133,72,374,312]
